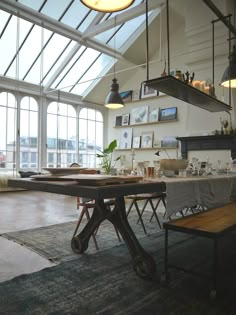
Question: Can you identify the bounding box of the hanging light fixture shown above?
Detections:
[80,0,134,13]
[221,45,236,88]
[104,16,124,109]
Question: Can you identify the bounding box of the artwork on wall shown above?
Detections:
[122,113,130,126]
[141,131,153,148]
[120,90,132,103]
[115,116,122,126]
[132,89,140,101]
[159,107,177,121]
[161,136,178,148]
[140,81,159,99]
[132,136,141,149]
[119,128,133,149]
[149,108,159,122]
[130,105,149,125]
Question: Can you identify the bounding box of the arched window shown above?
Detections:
[78,108,103,168]
[20,96,38,169]
[47,101,77,167]
[0,92,17,172]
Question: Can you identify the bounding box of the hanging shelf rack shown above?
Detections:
[145,0,232,113]
[146,75,232,112]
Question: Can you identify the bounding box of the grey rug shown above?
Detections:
[0,231,236,314]
[1,210,166,263]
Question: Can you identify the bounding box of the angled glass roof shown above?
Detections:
[0,0,160,98]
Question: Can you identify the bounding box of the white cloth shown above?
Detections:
[164,175,236,216]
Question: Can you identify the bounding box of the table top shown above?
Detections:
[8,177,166,200]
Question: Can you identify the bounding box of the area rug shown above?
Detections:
[0,231,236,314]
[1,211,167,263]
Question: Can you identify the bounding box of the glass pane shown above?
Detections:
[96,111,103,122]
[60,1,90,29]
[47,102,58,114]
[18,0,45,11]
[41,0,72,20]
[71,54,113,95]
[79,108,87,119]
[0,11,10,34]
[87,109,95,120]
[54,48,100,92]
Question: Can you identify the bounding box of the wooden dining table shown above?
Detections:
[8,175,166,280]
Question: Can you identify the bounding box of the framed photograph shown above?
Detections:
[140,81,158,99]
[130,105,149,125]
[132,136,141,149]
[132,89,140,101]
[161,136,178,148]
[149,108,159,122]
[119,128,133,149]
[120,90,132,103]
[115,115,122,126]
[159,107,177,121]
[141,131,153,148]
[122,113,130,126]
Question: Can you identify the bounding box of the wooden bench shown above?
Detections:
[163,202,236,299]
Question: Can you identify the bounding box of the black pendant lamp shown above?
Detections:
[80,0,134,12]
[221,45,236,88]
[105,78,124,109]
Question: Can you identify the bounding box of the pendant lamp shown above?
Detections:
[105,78,124,109]
[221,45,236,88]
[80,0,134,12]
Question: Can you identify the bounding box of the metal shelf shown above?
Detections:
[146,75,231,113]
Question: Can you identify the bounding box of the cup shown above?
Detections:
[147,166,154,178]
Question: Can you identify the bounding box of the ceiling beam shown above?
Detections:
[202,0,236,36]
[83,0,164,39]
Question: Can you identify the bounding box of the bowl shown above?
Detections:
[163,170,175,177]
[160,159,189,171]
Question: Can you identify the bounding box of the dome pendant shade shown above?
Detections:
[80,0,134,12]
[105,78,124,109]
[221,45,236,88]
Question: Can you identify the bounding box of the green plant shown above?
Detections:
[96,139,120,174]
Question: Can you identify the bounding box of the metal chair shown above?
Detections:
[126,192,166,234]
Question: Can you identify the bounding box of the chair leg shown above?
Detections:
[136,199,149,224]
[133,200,147,234]
[149,199,162,229]
[149,198,161,222]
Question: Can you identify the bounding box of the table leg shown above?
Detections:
[108,196,156,279]
[71,199,108,254]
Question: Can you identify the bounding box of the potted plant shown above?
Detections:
[96,139,120,175]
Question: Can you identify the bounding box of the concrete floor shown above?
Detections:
[0,191,79,283]
[0,190,166,284]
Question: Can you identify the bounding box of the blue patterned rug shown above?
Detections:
[0,230,236,314]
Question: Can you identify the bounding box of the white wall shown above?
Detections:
[107,0,235,170]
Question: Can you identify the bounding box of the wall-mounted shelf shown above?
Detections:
[116,147,177,151]
[145,75,232,113]
[114,119,177,128]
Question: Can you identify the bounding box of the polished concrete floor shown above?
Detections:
[0,191,78,283]
[0,190,165,284]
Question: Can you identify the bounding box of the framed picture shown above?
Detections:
[132,89,140,101]
[130,105,149,125]
[122,113,130,126]
[161,136,178,148]
[132,136,141,149]
[140,81,158,99]
[159,107,177,121]
[115,115,122,126]
[149,108,159,122]
[119,128,133,149]
[120,90,132,103]
[141,131,153,148]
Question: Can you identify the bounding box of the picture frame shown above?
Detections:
[149,108,159,123]
[161,136,178,148]
[140,81,159,99]
[159,107,177,121]
[119,128,133,149]
[122,113,130,126]
[132,136,141,149]
[115,115,122,126]
[132,89,140,101]
[130,105,149,125]
[120,90,132,103]
[141,131,153,148]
